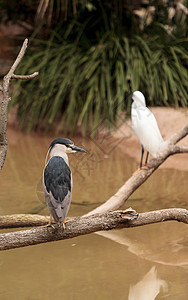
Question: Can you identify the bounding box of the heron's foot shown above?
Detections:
[39,222,56,229]
[60,219,74,230]
[65,218,74,224]
[58,221,66,230]
[39,216,56,229]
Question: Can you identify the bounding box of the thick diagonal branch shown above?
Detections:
[0,125,187,250]
[0,39,38,170]
[85,125,188,216]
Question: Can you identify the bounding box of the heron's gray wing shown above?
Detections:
[44,156,71,202]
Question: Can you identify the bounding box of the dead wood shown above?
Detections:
[0,208,187,251]
[0,40,187,251]
[0,39,39,170]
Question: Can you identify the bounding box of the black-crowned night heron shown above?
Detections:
[131,91,165,169]
[43,138,87,228]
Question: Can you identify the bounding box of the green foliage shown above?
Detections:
[10,1,188,134]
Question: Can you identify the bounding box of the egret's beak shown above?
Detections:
[71,145,87,153]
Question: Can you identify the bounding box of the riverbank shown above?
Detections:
[6,106,188,171]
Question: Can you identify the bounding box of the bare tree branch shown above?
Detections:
[0,38,187,252]
[0,208,187,251]
[169,124,188,145]
[0,214,50,229]
[85,125,188,216]
[0,124,187,251]
[169,145,188,154]
[6,39,28,76]
[11,72,39,80]
[0,38,39,170]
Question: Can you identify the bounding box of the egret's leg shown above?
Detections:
[142,151,152,168]
[145,151,149,165]
[133,146,149,174]
[132,145,144,174]
[140,145,144,168]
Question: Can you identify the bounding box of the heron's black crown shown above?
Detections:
[49,138,73,151]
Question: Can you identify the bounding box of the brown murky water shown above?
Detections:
[0,128,188,299]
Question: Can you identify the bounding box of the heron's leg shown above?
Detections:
[140,145,144,168]
[49,215,54,227]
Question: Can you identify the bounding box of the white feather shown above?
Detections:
[131,91,165,157]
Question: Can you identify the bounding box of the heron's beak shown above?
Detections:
[71,145,87,153]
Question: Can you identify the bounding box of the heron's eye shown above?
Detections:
[66,145,73,150]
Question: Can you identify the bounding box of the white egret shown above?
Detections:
[131,91,165,169]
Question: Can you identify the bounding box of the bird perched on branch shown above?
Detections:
[43,138,87,228]
[131,91,165,169]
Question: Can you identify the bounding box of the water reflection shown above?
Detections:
[97,222,188,267]
[128,266,168,300]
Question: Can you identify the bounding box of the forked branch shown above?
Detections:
[85,125,188,216]
[0,124,187,251]
[0,40,187,251]
[0,39,39,170]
